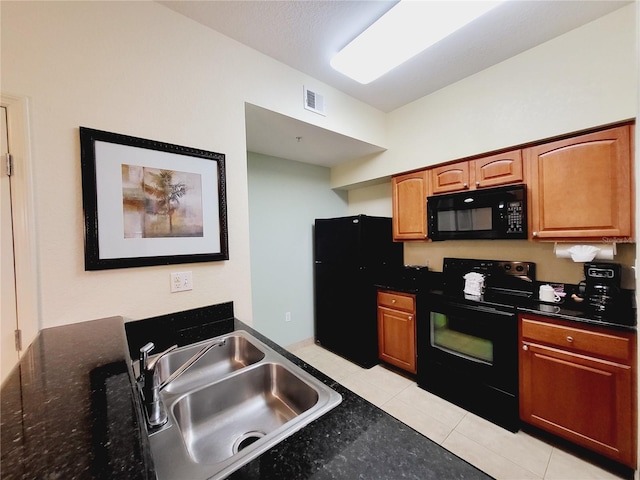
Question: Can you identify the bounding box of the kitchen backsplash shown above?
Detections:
[404,241,636,290]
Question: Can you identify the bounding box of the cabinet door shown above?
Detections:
[378,306,416,373]
[392,170,428,240]
[525,125,633,240]
[474,150,523,188]
[430,161,470,194]
[520,342,635,467]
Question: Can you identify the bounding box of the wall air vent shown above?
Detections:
[303,86,326,116]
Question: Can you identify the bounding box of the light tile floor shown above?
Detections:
[287,341,632,480]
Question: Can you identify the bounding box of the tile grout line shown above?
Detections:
[541,447,554,480]
[450,424,549,480]
[297,345,628,480]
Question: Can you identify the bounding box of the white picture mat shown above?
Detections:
[94,141,221,259]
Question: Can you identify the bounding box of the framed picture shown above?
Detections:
[79,127,229,270]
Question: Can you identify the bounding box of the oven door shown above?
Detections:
[417,294,519,430]
[418,295,518,395]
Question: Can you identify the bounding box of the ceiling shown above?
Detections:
[160,0,631,167]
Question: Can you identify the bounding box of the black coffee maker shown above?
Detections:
[583,262,621,315]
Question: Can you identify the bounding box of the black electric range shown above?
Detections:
[432,258,635,328]
[417,258,537,432]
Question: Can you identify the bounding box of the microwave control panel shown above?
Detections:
[506,201,524,233]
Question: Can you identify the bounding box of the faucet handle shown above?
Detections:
[139,342,156,373]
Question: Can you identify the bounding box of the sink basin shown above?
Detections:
[155,333,265,394]
[174,362,319,464]
[146,330,342,480]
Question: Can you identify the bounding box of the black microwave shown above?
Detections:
[427,184,527,241]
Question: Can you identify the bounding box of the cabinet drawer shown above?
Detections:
[378,291,415,313]
[521,317,633,363]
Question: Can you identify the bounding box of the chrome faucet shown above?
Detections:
[137,339,226,428]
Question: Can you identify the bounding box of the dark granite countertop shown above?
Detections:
[0,316,154,480]
[1,303,493,480]
[375,282,420,294]
[517,301,636,332]
[374,266,436,295]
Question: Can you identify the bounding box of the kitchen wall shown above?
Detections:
[405,241,637,289]
[332,4,636,189]
[340,2,638,291]
[2,2,636,346]
[0,1,386,330]
[247,152,347,346]
[347,181,393,217]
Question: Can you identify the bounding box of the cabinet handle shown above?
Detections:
[476,181,480,187]
[522,344,529,351]
[408,315,413,321]
[391,299,396,304]
[532,231,538,237]
[566,336,574,343]
[463,183,468,189]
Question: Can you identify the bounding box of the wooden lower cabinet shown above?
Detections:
[519,314,637,468]
[377,290,416,373]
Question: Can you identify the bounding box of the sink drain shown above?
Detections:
[233,431,266,454]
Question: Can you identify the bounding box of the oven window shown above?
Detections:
[430,312,493,364]
[437,207,492,232]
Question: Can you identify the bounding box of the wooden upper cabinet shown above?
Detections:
[430,162,471,194]
[392,170,429,240]
[526,125,633,241]
[430,150,524,194]
[474,150,523,188]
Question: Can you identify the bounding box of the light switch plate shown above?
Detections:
[170,271,193,292]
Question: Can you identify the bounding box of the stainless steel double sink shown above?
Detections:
[141,330,342,479]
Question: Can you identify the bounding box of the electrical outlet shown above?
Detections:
[285,312,292,322]
[170,271,193,292]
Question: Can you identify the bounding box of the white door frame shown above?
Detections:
[1,94,40,366]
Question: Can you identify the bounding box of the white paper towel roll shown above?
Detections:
[554,243,616,262]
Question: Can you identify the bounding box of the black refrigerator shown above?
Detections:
[314,215,404,368]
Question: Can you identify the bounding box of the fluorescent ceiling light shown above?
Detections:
[331,0,505,84]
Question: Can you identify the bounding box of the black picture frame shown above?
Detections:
[79,127,228,270]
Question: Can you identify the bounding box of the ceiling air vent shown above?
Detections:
[303,86,326,116]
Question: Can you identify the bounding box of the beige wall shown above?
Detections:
[405,241,636,288]
[341,3,638,290]
[2,1,636,325]
[333,4,636,189]
[0,1,386,329]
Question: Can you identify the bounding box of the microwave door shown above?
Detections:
[472,207,492,231]
[456,210,473,231]
[437,210,457,232]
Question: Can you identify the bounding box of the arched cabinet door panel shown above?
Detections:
[525,125,633,241]
[392,170,429,240]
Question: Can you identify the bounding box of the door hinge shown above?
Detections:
[6,153,13,177]
[14,329,22,351]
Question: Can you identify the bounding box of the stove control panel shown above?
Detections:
[495,261,535,279]
[442,258,536,298]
